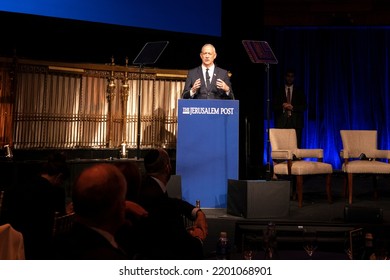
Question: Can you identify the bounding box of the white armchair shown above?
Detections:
[269,128,333,207]
[340,130,390,204]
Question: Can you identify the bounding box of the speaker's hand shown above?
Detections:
[191,78,201,92]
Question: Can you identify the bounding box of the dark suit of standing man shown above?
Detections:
[272,69,307,147]
[182,44,234,100]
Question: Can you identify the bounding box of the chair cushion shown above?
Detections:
[342,160,390,174]
[274,161,333,175]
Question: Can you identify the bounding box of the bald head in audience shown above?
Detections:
[72,163,127,235]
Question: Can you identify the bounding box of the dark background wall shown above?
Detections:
[221,1,266,179]
[0,1,266,180]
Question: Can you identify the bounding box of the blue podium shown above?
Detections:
[176,99,239,208]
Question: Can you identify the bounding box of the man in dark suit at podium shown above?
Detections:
[182,44,234,100]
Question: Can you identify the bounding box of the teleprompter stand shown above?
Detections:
[133,41,169,159]
[242,40,278,180]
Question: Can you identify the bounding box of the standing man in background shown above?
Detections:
[182,43,234,100]
[272,69,307,147]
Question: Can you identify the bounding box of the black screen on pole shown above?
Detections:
[133,41,169,65]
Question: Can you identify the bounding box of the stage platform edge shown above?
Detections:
[227,179,291,219]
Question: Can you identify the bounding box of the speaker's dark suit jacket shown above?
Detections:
[182,66,234,99]
[135,175,204,259]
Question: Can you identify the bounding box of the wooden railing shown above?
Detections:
[0,56,187,150]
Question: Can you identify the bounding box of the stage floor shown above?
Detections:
[200,173,390,259]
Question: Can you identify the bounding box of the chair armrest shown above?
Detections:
[271,150,294,160]
[295,148,324,159]
[374,149,390,160]
[340,149,354,159]
[341,149,390,160]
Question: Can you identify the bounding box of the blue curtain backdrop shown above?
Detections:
[263,26,390,170]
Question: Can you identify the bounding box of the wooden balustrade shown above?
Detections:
[0,56,187,151]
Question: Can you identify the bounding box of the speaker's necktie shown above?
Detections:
[206,68,211,88]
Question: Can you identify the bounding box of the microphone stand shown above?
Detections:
[136,64,143,160]
[132,41,169,160]
[265,63,271,180]
[241,40,278,181]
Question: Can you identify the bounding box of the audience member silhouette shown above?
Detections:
[114,161,148,258]
[2,152,69,259]
[135,148,208,259]
[52,163,130,259]
[113,161,148,220]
